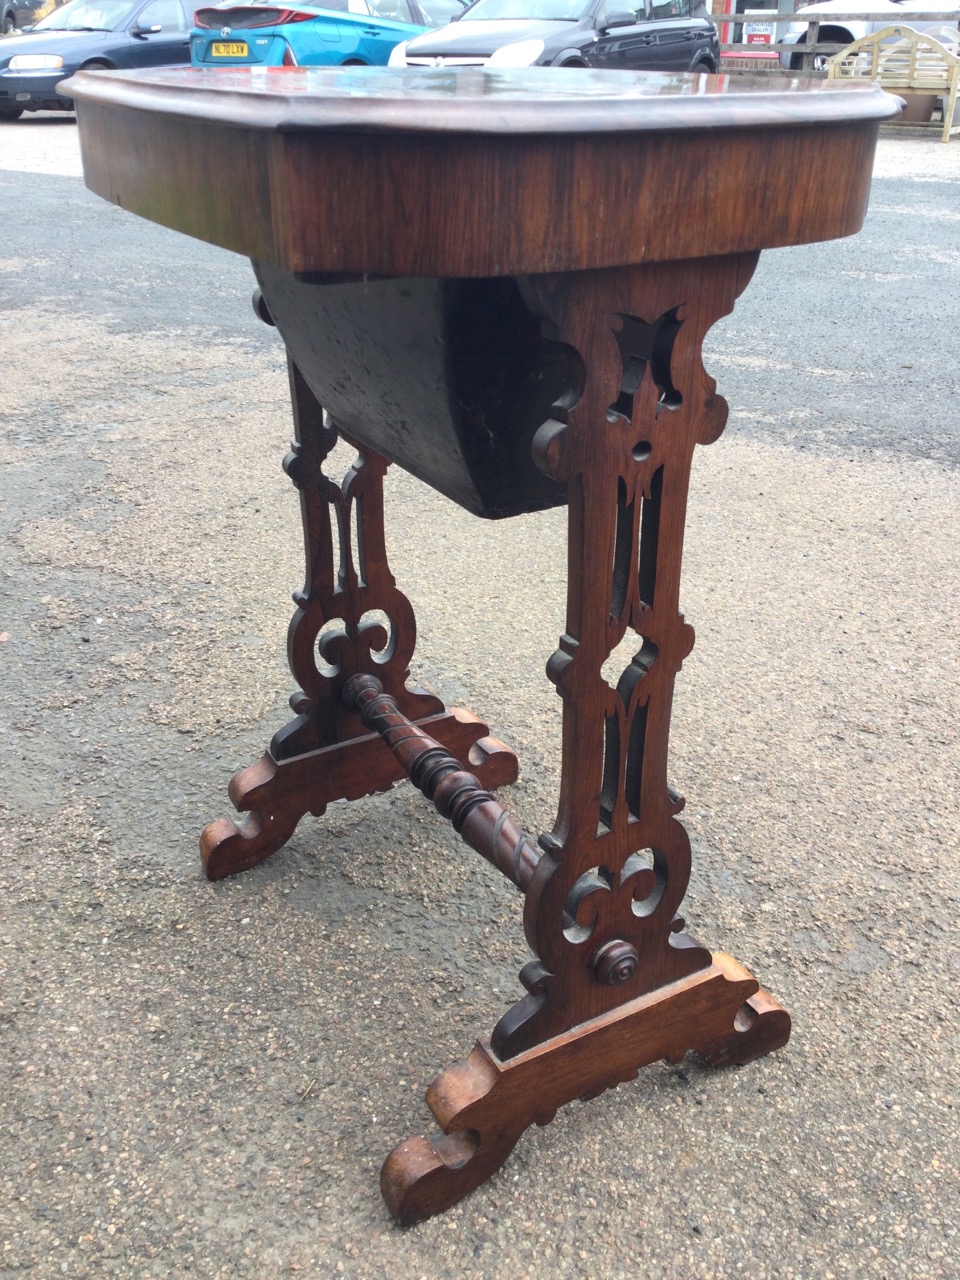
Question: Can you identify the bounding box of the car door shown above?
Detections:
[644,0,707,69]
[119,0,191,68]
[590,1,660,70]
[356,0,425,62]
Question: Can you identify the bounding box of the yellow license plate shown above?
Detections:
[211,41,248,56]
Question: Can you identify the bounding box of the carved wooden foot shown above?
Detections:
[200,709,518,879]
[381,952,789,1225]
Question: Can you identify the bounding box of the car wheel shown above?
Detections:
[790,27,852,73]
[0,105,24,120]
[64,60,110,110]
[559,59,586,67]
[64,61,110,110]
[341,59,367,65]
[692,59,716,73]
[1,14,16,33]
[798,52,834,72]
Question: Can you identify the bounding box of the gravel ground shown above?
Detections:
[1,113,958,1280]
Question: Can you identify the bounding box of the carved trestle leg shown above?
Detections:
[379,255,791,1224]
[200,355,518,880]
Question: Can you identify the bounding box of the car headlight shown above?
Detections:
[387,41,408,67]
[9,54,65,69]
[486,39,544,67]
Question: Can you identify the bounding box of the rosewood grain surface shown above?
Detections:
[67,67,890,1223]
[381,955,790,1225]
[65,68,898,277]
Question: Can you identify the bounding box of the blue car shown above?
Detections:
[190,0,465,67]
[0,0,190,117]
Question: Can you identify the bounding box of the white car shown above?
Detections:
[778,0,960,70]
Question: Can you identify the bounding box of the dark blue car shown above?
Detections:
[0,0,190,117]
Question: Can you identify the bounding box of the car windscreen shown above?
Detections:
[416,0,467,24]
[458,0,591,19]
[31,0,130,28]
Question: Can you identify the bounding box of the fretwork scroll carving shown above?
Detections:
[271,358,444,762]
[199,354,519,879]
[491,256,762,1058]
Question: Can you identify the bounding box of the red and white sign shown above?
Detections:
[744,20,774,44]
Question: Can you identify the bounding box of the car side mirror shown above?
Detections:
[599,10,638,30]
[135,18,163,32]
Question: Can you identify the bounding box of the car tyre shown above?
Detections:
[65,59,111,106]
[0,104,24,120]
[789,27,852,73]
[1,14,16,34]
[793,49,833,72]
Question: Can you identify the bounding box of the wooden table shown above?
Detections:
[65,65,898,1225]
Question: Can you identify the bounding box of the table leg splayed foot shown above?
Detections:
[341,671,790,1225]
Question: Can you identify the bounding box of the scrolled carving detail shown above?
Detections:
[271,361,442,761]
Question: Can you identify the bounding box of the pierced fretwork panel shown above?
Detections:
[490,260,755,1059]
[608,465,663,633]
[608,307,684,423]
[600,640,657,828]
[272,361,442,761]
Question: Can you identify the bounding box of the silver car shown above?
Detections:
[778,0,960,70]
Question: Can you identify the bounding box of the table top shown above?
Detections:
[66,64,897,134]
[67,66,899,277]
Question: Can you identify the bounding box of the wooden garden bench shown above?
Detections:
[827,24,960,142]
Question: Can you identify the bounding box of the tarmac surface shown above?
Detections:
[1,111,958,1279]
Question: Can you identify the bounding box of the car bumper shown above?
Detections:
[0,68,73,110]
[190,34,287,65]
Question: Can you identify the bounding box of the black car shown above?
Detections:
[387,0,719,70]
[0,0,190,117]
